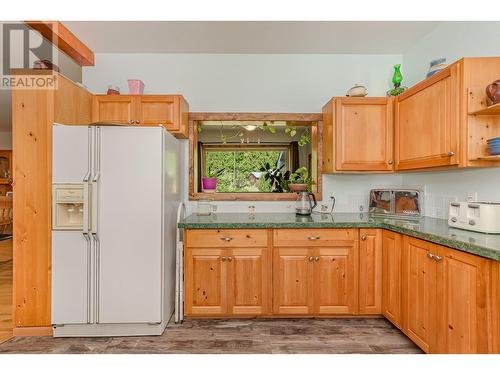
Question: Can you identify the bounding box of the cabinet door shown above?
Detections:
[436,246,490,354]
[184,248,227,316]
[403,236,438,353]
[382,231,403,328]
[395,66,459,170]
[336,98,393,171]
[359,229,382,314]
[273,248,314,315]
[92,96,135,124]
[313,245,358,315]
[136,95,178,129]
[227,248,270,315]
[491,261,500,354]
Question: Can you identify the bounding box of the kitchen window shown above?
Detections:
[189,113,322,200]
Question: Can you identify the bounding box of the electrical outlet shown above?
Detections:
[466,192,478,202]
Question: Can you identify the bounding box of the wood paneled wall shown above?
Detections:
[11,71,91,331]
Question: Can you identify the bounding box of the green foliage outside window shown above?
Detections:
[204,150,285,192]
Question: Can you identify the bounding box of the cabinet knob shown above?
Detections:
[314,256,320,262]
[433,255,443,262]
[448,151,455,157]
[307,236,320,240]
[220,237,234,242]
[227,256,232,262]
[427,253,434,260]
[468,219,476,226]
[128,120,133,124]
[387,160,393,165]
[361,235,367,241]
[221,256,227,262]
[308,256,314,262]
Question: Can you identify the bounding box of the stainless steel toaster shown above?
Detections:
[369,189,424,218]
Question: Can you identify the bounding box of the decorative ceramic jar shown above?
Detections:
[486,79,500,105]
[346,84,368,97]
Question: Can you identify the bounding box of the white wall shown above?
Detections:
[0,131,12,150]
[84,53,402,213]
[402,22,500,219]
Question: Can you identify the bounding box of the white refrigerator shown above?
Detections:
[51,124,182,337]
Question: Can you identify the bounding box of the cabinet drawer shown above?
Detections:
[186,229,268,248]
[274,229,358,247]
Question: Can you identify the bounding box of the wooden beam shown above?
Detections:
[24,21,95,66]
[189,112,323,122]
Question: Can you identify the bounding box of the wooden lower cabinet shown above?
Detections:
[402,236,438,353]
[491,262,500,354]
[401,236,492,354]
[435,245,491,354]
[382,230,403,328]
[273,248,314,315]
[358,229,382,314]
[184,246,271,316]
[273,229,359,316]
[183,229,498,354]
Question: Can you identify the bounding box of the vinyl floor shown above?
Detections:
[0,317,423,354]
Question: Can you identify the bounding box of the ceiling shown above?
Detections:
[63,21,440,54]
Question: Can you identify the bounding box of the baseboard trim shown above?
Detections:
[13,326,53,337]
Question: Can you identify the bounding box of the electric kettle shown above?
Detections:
[295,192,317,216]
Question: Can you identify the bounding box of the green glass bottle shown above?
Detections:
[392,64,403,88]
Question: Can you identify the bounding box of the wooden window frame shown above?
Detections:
[189,112,323,201]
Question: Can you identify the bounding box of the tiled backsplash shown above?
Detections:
[186,168,500,220]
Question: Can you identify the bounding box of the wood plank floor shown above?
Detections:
[0,318,422,354]
[0,239,13,344]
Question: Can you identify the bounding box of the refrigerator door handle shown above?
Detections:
[92,126,101,182]
[90,181,98,234]
[83,126,92,182]
[82,182,90,234]
[91,233,100,324]
[83,232,92,324]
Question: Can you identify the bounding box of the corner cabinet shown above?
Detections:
[322,97,393,172]
[92,95,189,138]
[395,57,500,170]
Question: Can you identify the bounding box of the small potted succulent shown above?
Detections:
[288,167,312,192]
[202,167,225,193]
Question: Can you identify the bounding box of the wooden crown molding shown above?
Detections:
[25,21,95,66]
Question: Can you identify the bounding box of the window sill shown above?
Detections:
[189,192,323,201]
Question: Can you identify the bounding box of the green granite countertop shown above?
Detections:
[179,212,500,261]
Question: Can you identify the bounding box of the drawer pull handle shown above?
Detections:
[220,237,234,242]
[308,236,321,240]
[433,255,443,262]
[308,256,314,262]
[427,253,434,260]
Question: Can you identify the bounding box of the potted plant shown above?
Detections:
[202,167,225,193]
[259,162,290,193]
[288,167,313,192]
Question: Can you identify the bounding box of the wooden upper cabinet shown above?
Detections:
[395,57,500,170]
[358,229,382,315]
[434,245,490,354]
[92,95,135,125]
[382,230,403,328]
[322,97,393,172]
[395,66,459,170]
[92,95,189,138]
